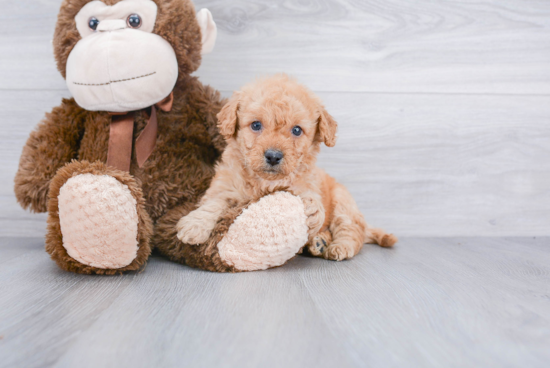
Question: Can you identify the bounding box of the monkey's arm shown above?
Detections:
[188,80,227,154]
[14,98,86,213]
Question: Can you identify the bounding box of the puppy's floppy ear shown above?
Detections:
[217,92,241,140]
[317,108,338,147]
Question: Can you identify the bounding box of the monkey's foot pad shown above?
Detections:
[58,173,139,269]
[218,192,309,271]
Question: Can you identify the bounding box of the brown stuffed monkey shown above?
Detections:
[14,0,308,274]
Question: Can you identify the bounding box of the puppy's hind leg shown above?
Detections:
[307,229,332,257]
[323,183,368,261]
[323,183,398,261]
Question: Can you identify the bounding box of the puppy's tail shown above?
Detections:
[365,227,398,248]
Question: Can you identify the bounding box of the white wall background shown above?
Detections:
[1,0,549,237]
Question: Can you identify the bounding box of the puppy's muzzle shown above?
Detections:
[264,149,284,167]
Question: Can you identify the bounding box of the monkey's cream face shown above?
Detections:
[66,0,216,112]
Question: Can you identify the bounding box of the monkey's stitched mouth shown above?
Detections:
[73,72,156,86]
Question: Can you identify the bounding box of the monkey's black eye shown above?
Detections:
[127,14,142,29]
[88,17,100,31]
[251,121,262,131]
[292,126,303,136]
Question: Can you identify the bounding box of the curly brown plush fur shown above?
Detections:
[14,0,227,274]
[14,80,225,222]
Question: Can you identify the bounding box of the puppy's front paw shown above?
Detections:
[301,196,325,238]
[176,213,214,245]
[324,243,354,261]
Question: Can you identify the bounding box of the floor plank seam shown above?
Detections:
[296,268,365,368]
[47,275,135,368]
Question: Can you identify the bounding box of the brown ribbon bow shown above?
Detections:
[106,92,174,172]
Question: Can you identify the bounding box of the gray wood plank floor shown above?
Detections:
[0,237,548,368]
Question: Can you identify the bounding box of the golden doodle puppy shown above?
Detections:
[177,74,397,261]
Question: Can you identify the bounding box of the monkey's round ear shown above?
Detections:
[217,92,241,140]
[197,9,217,55]
[317,109,338,147]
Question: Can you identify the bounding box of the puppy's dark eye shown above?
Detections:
[292,126,303,136]
[251,121,262,131]
[88,17,100,31]
[127,14,142,29]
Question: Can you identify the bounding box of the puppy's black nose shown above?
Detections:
[265,149,284,166]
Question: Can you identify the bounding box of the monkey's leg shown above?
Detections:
[153,202,237,272]
[46,160,153,275]
[154,191,309,272]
